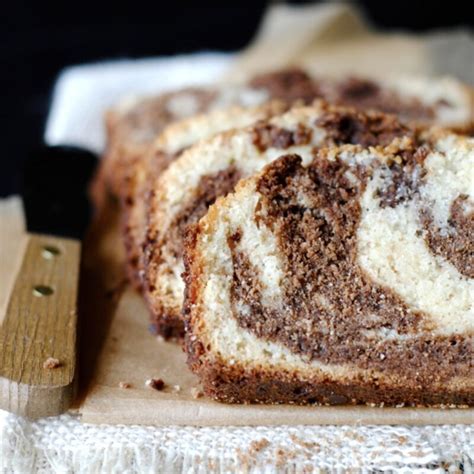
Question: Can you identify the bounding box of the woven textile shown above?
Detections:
[1,411,473,472]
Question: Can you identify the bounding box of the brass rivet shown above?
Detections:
[42,246,60,259]
[33,285,54,297]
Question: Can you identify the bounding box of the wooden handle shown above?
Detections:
[0,233,80,419]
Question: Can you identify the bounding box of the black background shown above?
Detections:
[2,1,473,196]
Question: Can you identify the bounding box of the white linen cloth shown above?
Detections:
[44,53,234,153]
[1,54,473,473]
[1,410,473,472]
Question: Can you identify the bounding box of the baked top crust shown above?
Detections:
[182,124,473,406]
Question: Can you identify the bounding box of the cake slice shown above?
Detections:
[143,103,417,337]
[327,75,473,131]
[100,85,271,198]
[123,101,288,291]
[100,68,320,201]
[250,70,473,130]
[183,131,473,406]
[101,69,473,200]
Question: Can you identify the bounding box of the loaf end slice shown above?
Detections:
[183,132,473,406]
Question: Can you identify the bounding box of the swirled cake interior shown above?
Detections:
[184,133,473,406]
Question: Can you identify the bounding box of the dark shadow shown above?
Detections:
[74,192,129,406]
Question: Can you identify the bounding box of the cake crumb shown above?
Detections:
[156,335,165,343]
[191,387,204,399]
[146,378,165,390]
[119,381,132,389]
[43,357,61,369]
[172,385,181,393]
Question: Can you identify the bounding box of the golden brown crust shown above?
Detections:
[187,354,474,407]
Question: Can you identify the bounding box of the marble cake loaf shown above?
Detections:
[183,128,473,406]
[99,68,318,203]
[143,103,427,338]
[109,69,319,289]
[103,69,472,294]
